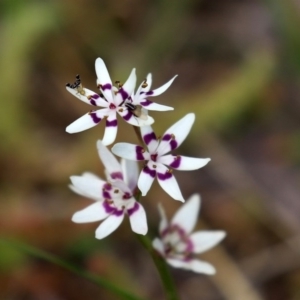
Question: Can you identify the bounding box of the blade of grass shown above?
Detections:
[0,238,147,300]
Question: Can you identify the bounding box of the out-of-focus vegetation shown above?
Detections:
[1,0,300,299]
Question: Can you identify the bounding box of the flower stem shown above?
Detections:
[132,125,144,146]
[0,237,146,300]
[136,234,180,300]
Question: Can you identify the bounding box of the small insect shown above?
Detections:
[125,102,148,120]
[66,74,85,96]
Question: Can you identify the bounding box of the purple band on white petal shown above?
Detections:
[106,119,117,127]
[101,83,112,90]
[102,183,112,199]
[122,111,132,121]
[102,190,111,199]
[110,172,123,180]
[103,200,123,216]
[162,134,177,150]
[146,91,154,96]
[118,88,129,100]
[90,113,102,124]
[169,156,181,168]
[143,132,156,145]
[140,99,152,106]
[157,171,172,180]
[92,94,100,99]
[90,99,97,106]
[136,146,145,160]
[127,202,139,216]
[143,165,156,178]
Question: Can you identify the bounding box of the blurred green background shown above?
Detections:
[1,0,300,299]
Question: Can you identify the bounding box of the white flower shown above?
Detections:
[152,194,226,274]
[70,140,148,239]
[66,58,175,145]
[111,113,210,202]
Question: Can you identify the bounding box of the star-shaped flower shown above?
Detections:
[66,58,175,145]
[70,140,147,239]
[152,194,226,274]
[111,113,210,201]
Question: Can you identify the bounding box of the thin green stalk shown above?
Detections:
[0,238,146,300]
[136,234,180,300]
[132,124,179,299]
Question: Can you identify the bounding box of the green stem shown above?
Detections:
[136,234,180,300]
[0,238,146,300]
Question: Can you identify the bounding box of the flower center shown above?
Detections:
[150,153,158,162]
[109,103,116,110]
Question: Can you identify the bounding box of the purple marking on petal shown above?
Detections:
[162,134,177,150]
[170,140,178,150]
[103,200,115,213]
[122,111,132,121]
[162,134,172,141]
[143,165,156,178]
[143,132,157,145]
[157,171,172,181]
[110,172,123,180]
[118,88,129,100]
[101,83,112,90]
[106,119,117,127]
[91,94,100,100]
[140,99,152,107]
[103,183,112,190]
[127,202,139,216]
[169,156,181,168]
[136,146,145,161]
[90,99,97,106]
[103,200,124,216]
[102,190,111,199]
[185,238,194,253]
[146,91,154,96]
[90,113,102,124]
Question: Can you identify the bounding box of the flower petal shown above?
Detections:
[158,155,211,170]
[190,231,226,254]
[156,164,184,202]
[117,108,154,126]
[138,163,156,196]
[152,238,165,256]
[140,126,159,153]
[158,203,168,233]
[115,68,136,105]
[166,258,216,275]
[72,202,109,223]
[102,112,118,146]
[145,75,177,97]
[139,99,174,111]
[156,113,195,155]
[70,174,105,200]
[135,73,152,98]
[95,213,125,239]
[127,202,148,235]
[97,140,123,179]
[171,194,200,233]
[66,109,108,133]
[121,159,139,192]
[112,143,149,161]
[66,86,108,106]
[95,58,114,103]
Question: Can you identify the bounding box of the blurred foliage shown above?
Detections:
[1,0,300,299]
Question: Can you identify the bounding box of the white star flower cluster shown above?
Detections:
[66,58,225,274]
